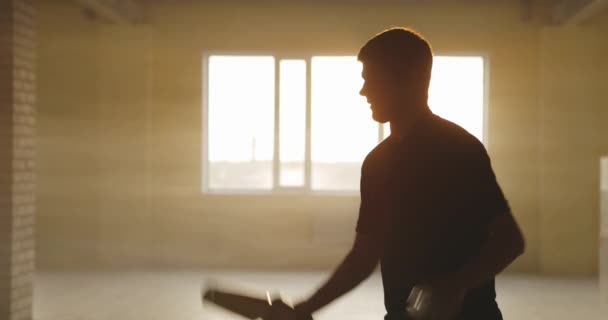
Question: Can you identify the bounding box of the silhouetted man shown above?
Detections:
[276,28,525,320]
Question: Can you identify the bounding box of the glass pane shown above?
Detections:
[279,60,306,187]
[207,56,274,190]
[383,123,391,140]
[311,56,378,191]
[429,56,484,141]
[381,56,484,142]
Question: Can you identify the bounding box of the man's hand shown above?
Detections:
[409,279,466,320]
[263,300,313,320]
[427,282,466,320]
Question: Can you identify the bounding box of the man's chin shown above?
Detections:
[371,112,389,124]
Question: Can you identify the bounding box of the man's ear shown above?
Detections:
[388,67,416,91]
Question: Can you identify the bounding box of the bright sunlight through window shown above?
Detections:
[206,56,275,190]
[204,55,485,192]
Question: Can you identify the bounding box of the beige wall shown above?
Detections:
[36,1,608,275]
[37,3,101,268]
[539,23,608,275]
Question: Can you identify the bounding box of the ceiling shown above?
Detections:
[69,0,607,26]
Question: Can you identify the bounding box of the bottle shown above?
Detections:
[406,285,432,320]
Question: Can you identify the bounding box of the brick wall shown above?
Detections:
[0,0,36,319]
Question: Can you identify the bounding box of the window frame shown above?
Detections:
[201,51,490,195]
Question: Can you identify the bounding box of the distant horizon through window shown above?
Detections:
[204,54,485,192]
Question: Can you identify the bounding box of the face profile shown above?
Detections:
[357,28,434,126]
[359,61,416,124]
[360,63,391,124]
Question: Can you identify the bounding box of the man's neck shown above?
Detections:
[389,104,431,141]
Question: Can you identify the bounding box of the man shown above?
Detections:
[276,27,525,320]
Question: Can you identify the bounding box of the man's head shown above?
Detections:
[358,27,433,123]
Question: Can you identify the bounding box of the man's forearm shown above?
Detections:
[440,213,525,290]
[298,249,377,314]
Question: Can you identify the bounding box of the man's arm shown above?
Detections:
[433,210,525,290]
[435,139,526,291]
[295,232,381,316]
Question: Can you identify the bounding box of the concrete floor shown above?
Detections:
[34,271,602,320]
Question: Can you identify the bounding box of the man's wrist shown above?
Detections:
[294,300,315,315]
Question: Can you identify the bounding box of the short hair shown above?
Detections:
[358,27,433,89]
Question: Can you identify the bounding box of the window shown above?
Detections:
[311,57,378,191]
[280,60,307,187]
[203,54,486,193]
[205,56,275,190]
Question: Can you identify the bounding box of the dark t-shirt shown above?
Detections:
[356,111,510,320]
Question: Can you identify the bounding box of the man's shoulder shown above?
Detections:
[363,136,392,165]
[427,114,486,156]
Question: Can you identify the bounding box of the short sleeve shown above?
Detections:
[463,142,510,225]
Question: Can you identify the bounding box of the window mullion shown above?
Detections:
[273,57,281,190]
[202,55,210,192]
[304,56,312,191]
